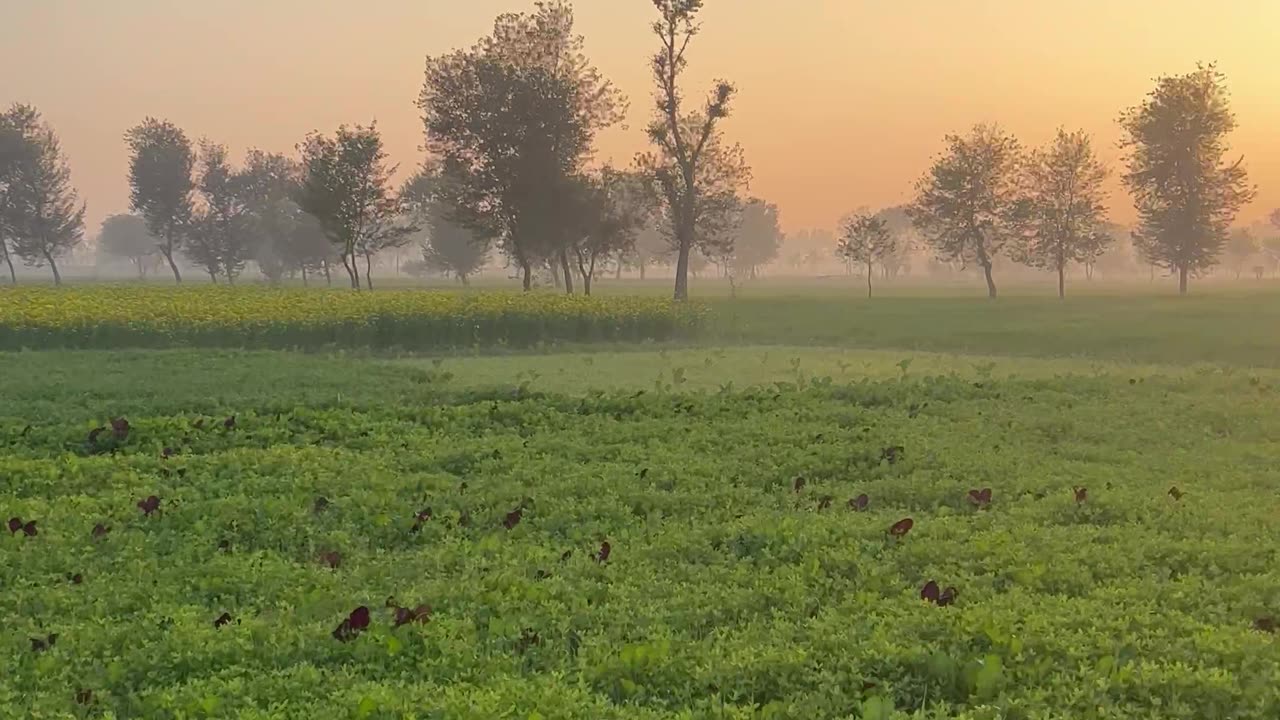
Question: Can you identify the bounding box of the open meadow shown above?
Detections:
[2,283,1279,719]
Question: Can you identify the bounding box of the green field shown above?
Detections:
[3,286,1279,719]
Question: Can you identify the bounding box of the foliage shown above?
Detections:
[837,213,897,297]
[1015,129,1111,297]
[124,118,196,283]
[1223,228,1259,278]
[296,123,408,290]
[1119,64,1256,294]
[187,141,255,283]
[401,168,490,286]
[97,214,156,277]
[909,124,1025,298]
[639,0,749,301]
[0,104,86,285]
[728,198,783,278]
[0,286,704,350]
[570,167,649,294]
[419,1,623,291]
[2,347,1278,717]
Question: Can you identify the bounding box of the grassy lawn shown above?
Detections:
[3,289,1280,718]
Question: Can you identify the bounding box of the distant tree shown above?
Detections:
[238,150,302,284]
[871,206,916,279]
[837,213,897,298]
[0,105,85,285]
[1014,129,1111,298]
[125,118,195,283]
[638,0,749,301]
[189,141,256,283]
[629,219,670,279]
[400,169,489,285]
[1223,228,1259,279]
[909,124,1025,298]
[1119,64,1255,294]
[296,123,402,290]
[420,1,623,292]
[569,167,648,294]
[727,198,782,279]
[98,213,156,278]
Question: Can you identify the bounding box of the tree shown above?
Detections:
[570,167,647,294]
[188,141,256,283]
[125,118,195,283]
[420,1,623,292]
[729,198,782,279]
[638,0,750,301]
[1119,64,1256,294]
[0,105,85,285]
[837,213,897,298]
[238,150,302,284]
[909,124,1025,298]
[0,104,38,284]
[98,213,156,278]
[403,170,490,286]
[1015,129,1111,298]
[1223,228,1259,279]
[295,123,403,290]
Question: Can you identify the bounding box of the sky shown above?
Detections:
[2,0,1277,235]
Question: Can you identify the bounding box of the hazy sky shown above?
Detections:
[2,0,1277,235]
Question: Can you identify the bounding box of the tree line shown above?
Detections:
[0,2,1267,297]
[839,64,1256,298]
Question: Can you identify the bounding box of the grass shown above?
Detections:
[3,286,1280,718]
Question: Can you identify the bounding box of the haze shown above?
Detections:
[3,0,1277,233]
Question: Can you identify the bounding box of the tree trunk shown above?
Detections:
[460,272,470,287]
[302,266,309,287]
[1058,265,1065,299]
[2,242,17,284]
[614,261,622,280]
[340,252,359,289]
[559,251,574,295]
[674,240,691,301]
[521,261,532,291]
[208,270,219,284]
[639,262,646,281]
[1178,265,1188,295]
[162,245,182,284]
[45,251,62,286]
[866,258,873,298]
[550,260,562,289]
[982,263,997,299]
[364,253,374,290]
[323,260,332,286]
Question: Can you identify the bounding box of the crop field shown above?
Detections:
[3,288,1280,719]
[0,286,702,351]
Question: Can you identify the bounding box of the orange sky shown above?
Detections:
[2,0,1277,235]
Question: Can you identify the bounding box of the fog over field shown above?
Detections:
[2,2,1279,718]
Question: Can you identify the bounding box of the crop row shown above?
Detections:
[0,286,705,350]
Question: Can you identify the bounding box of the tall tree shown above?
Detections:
[639,0,749,301]
[909,124,1025,298]
[97,213,156,278]
[0,105,85,285]
[420,1,623,292]
[125,118,195,283]
[0,104,38,284]
[190,141,255,283]
[729,198,782,279]
[1015,129,1111,298]
[1119,64,1255,294]
[295,123,402,290]
[837,212,897,298]
[238,150,302,284]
